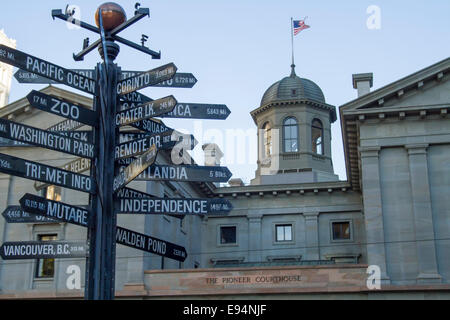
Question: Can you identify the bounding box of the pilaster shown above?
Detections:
[405,144,442,284]
[247,213,263,262]
[303,211,319,260]
[360,146,390,283]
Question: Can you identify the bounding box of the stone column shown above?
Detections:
[405,144,441,283]
[248,212,263,262]
[360,146,390,283]
[304,211,319,260]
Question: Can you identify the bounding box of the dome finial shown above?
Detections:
[290,63,296,77]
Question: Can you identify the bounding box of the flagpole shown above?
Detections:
[291,17,295,68]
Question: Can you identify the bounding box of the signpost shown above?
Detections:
[0,3,232,301]
[116,226,187,262]
[0,153,96,194]
[27,90,98,127]
[19,193,91,227]
[0,241,87,260]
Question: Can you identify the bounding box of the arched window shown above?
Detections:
[262,122,272,158]
[283,117,298,152]
[312,119,323,155]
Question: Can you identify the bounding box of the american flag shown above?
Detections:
[293,19,310,36]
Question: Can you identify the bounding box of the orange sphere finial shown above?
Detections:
[95,2,127,31]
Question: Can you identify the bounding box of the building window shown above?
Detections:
[312,119,323,155]
[276,224,293,242]
[332,221,351,240]
[220,226,237,244]
[262,122,272,158]
[44,186,62,201]
[283,117,298,153]
[35,234,57,278]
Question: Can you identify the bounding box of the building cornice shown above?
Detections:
[215,180,352,198]
[250,99,337,124]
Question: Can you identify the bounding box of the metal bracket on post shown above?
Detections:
[52,6,159,61]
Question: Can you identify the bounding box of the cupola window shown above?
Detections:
[262,122,272,158]
[312,119,323,155]
[283,117,298,153]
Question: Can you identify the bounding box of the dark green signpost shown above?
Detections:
[0,3,232,300]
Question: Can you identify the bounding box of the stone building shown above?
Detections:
[0,50,449,298]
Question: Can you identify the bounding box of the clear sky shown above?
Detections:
[1,0,449,184]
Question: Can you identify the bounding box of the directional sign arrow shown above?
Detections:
[116,197,232,216]
[0,118,96,159]
[115,187,157,199]
[113,144,158,192]
[119,92,174,134]
[116,226,187,262]
[0,45,96,95]
[0,153,96,194]
[116,63,177,95]
[116,164,233,183]
[160,103,231,120]
[34,157,91,191]
[119,72,197,88]
[120,91,153,104]
[115,130,196,160]
[14,69,96,84]
[27,90,98,127]
[19,193,91,228]
[46,118,85,132]
[52,130,94,144]
[16,69,196,87]
[1,205,56,223]
[115,187,184,220]
[115,95,177,126]
[0,241,87,260]
[1,130,92,147]
[128,118,172,135]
